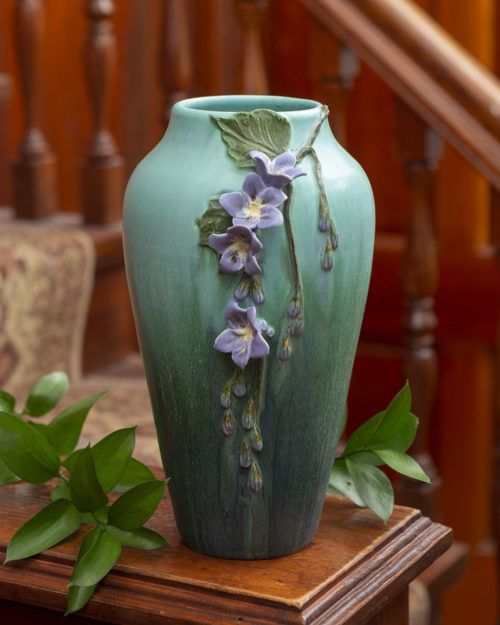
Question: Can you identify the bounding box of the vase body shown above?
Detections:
[123,95,375,559]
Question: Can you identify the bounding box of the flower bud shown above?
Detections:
[322,239,334,272]
[279,337,292,361]
[250,426,263,452]
[234,276,250,301]
[249,461,263,493]
[233,380,247,398]
[242,399,255,430]
[220,386,231,408]
[287,299,301,318]
[318,211,330,233]
[289,319,304,337]
[222,409,235,436]
[251,278,265,305]
[240,439,252,469]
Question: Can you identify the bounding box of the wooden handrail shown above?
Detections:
[300,0,500,189]
[357,0,500,134]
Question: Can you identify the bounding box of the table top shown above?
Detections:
[0,481,451,625]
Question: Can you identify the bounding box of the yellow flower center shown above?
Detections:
[229,238,249,258]
[234,324,255,343]
[247,199,263,219]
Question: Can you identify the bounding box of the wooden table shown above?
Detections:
[0,482,451,625]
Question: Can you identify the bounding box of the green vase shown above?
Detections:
[123,95,374,559]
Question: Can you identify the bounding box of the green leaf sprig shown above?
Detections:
[329,382,430,523]
[0,372,168,615]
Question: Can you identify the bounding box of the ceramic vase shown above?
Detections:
[123,95,375,559]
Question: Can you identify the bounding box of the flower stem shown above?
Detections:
[295,105,329,161]
[283,185,303,315]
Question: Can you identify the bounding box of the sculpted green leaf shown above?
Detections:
[0,411,60,483]
[213,109,291,167]
[197,199,232,248]
[345,459,394,524]
[68,446,108,513]
[108,479,166,531]
[373,449,431,483]
[114,457,155,492]
[70,528,121,587]
[5,499,80,562]
[24,371,69,417]
[47,391,107,455]
[107,525,168,550]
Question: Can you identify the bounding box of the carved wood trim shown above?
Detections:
[12,0,58,219]
[0,484,451,625]
[82,0,124,224]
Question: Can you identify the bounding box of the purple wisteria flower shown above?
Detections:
[220,173,286,230]
[208,225,263,275]
[214,301,270,369]
[249,151,306,189]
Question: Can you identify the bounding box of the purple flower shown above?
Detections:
[220,173,286,230]
[208,225,263,275]
[249,151,306,189]
[214,301,270,369]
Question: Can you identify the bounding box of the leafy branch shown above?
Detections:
[0,372,168,615]
[329,382,430,523]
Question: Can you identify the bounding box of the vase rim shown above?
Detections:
[173,95,323,118]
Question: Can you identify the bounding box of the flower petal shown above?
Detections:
[283,166,307,180]
[249,232,263,254]
[246,305,258,328]
[242,173,265,199]
[225,301,248,327]
[250,333,270,359]
[208,232,231,254]
[220,192,247,217]
[233,215,260,229]
[214,329,239,353]
[258,207,284,229]
[265,173,293,189]
[232,342,251,369]
[226,224,253,240]
[273,152,296,171]
[220,247,245,273]
[249,151,271,180]
[244,255,261,275]
[258,186,287,208]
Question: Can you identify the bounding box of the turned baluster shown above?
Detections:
[492,185,500,617]
[12,0,57,219]
[395,102,442,521]
[234,0,269,95]
[82,0,124,224]
[162,0,193,122]
[0,1,11,208]
[309,20,358,146]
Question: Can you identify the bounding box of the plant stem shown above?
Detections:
[295,104,329,161]
[283,185,303,313]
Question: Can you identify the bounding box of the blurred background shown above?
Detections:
[0,1,499,624]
